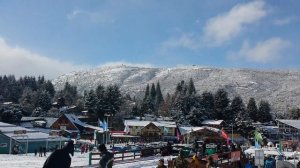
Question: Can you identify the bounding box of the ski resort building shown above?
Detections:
[277,119,300,141]
[123,120,177,142]
[0,121,68,154]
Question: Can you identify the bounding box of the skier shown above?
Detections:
[43,140,74,168]
[98,144,114,168]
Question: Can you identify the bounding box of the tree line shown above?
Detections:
[0,75,299,126]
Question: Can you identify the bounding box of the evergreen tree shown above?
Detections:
[38,90,52,111]
[229,96,245,123]
[155,81,164,107]
[42,81,55,98]
[84,89,98,119]
[131,105,139,116]
[150,83,156,101]
[288,107,300,119]
[104,85,122,116]
[214,88,230,120]
[247,97,259,122]
[258,100,272,123]
[188,78,196,95]
[200,91,215,119]
[143,84,150,101]
[95,84,106,119]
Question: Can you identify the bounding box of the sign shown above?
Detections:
[13,130,26,134]
[0,143,7,148]
[255,149,264,166]
[230,151,241,162]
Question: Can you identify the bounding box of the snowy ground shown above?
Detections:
[0,152,173,168]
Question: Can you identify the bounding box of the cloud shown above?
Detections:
[229,37,291,63]
[204,1,267,45]
[160,1,268,51]
[0,37,86,79]
[67,9,115,24]
[160,33,201,51]
[273,16,296,26]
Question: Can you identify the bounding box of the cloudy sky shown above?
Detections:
[0,0,299,79]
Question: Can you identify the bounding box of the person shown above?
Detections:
[43,147,47,156]
[297,160,300,168]
[244,160,254,168]
[98,144,114,168]
[188,152,207,168]
[39,146,43,157]
[157,158,167,168]
[173,150,189,168]
[264,155,275,168]
[206,156,214,168]
[193,139,199,153]
[43,140,74,168]
[34,149,37,156]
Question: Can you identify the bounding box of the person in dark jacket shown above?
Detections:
[43,140,74,168]
[157,158,167,168]
[98,144,114,168]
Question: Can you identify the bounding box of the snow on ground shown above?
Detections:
[0,152,173,168]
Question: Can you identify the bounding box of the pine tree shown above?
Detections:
[229,96,245,123]
[247,97,259,122]
[258,100,272,123]
[38,90,52,111]
[143,84,150,101]
[104,85,122,116]
[214,88,230,120]
[155,81,164,107]
[200,91,215,119]
[84,89,98,119]
[42,81,55,98]
[150,83,156,101]
[288,107,300,119]
[95,85,106,120]
[188,78,196,95]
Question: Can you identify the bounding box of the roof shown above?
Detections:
[179,126,221,135]
[0,122,14,127]
[277,120,300,130]
[201,120,224,125]
[21,117,58,128]
[0,121,65,142]
[124,120,176,128]
[64,114,104,132]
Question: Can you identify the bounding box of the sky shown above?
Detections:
[0,0,299,79]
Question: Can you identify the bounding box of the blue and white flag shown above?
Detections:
[103,120,108,131]
[98,119,104,128]
[163,127,168,134]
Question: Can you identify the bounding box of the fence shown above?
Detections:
[88,147,162,165]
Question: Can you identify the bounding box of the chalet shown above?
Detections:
[277,120,300,141]
[20,117,58,134]
[124,120,176,142]
[50,114,103,139]
[179,126,228,144]
[201,120,224,129]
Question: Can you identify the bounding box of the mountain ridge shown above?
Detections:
[52,65,300,114]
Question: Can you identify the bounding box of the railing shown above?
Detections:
[88,147,162,165]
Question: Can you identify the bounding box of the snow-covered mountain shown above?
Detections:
[52,65,300,113]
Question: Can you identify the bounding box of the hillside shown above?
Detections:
[52,65,300,113]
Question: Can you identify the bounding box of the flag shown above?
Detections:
[221,129,229,145]
[103,120,108,131]
[254,131,263,143]
[163,127,168,134]
[255,139,261,148]
[98,119,104,128]
[124,124,130,134]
